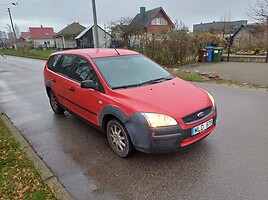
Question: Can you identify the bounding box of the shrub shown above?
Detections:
[18,42,30,53]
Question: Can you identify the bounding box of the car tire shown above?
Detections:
[106,119,133,158]
[49,90,65,114]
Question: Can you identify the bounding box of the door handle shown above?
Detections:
[52,78,56,83]
[69,86,75,91]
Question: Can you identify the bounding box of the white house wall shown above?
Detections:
[55,38,63,49]
[55,37,77,49]
[32,39,55,48]
[63,39,77,49]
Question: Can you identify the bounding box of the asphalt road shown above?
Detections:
[1,56,268,200]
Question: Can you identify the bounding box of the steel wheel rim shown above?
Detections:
[50,93,58,111]
[110,124,126,152]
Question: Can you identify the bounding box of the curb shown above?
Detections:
[0,108,73,200]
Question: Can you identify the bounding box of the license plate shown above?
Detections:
[191,118,213,136]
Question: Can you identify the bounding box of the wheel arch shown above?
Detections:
[45,81,52,96]
[99,106,130,131]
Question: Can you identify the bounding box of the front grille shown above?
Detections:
[182,106,213,124]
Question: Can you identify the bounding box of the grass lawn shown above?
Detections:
[0,49,56,60]
[172,71,207,82]
[0,119,56,200]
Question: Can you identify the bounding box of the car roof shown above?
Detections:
[51,48,139,58]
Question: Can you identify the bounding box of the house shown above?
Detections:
[193,20,248,36]
[232,23,262,41]
[0,31,7,48]
[75,25,111,48]
[7,32,14,40]
[130,7,173,35]
[230,23,266,53]
[130,7,173,45]
[114,7,173,47]
[20,32,31,42]
[28,26,55,48]
[54,22,86,49]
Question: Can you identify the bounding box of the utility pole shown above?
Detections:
[92,0,99,48]
[266,16,268,63]
[7,7,18,50]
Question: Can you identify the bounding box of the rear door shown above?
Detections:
[52,54,76,109]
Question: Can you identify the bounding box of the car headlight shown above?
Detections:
[207,92,215,108]
[140,113,177,128]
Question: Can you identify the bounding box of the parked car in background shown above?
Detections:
[43,48,217,158]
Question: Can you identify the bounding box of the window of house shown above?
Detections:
[151,18,168,26]
[152,33,156,41]
[57,55,75,77]
[47,54,62,72]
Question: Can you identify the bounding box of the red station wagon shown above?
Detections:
[43,48,217,157]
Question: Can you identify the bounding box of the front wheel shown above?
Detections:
[106,119,133,158]
[49,90,65,114]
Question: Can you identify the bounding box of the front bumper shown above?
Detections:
[125,109,217,154]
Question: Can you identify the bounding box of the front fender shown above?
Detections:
[99,106,151,150]
[99,106,130,129]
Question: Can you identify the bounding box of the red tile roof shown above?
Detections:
[29,27,54,39]
[21,31,31,39]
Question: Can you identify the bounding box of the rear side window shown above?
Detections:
[57,55,75,77]
[47,55,62,72]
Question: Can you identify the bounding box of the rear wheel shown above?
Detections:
[49,90,65,114]
[106,119,133,158]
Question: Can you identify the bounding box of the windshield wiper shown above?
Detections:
[112,83,139,90]
[112,76,174,90]
[138,76,173,86]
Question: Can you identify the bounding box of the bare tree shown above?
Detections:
[221,12,232,38]
[109,17,146,49]
[6,24,12,33]
[249,0,268,22]
[248,0,268,62]
[15,24,20,39]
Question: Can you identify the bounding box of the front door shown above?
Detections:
[66,56,104,125]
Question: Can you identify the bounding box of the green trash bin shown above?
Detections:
[213,47,223,62]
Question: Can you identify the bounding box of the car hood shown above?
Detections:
[113,78,212,119]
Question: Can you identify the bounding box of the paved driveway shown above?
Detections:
[181,62,268,87]
[1,56,268,200]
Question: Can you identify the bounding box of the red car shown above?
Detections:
[44,48,217,157]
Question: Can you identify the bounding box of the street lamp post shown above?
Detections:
[91,0,99,48]
[266,16,268,63]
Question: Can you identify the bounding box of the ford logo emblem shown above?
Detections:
[197,112,205,118]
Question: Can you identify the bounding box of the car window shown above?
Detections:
[47,55,62,72]
[71,57,99,83]
[57,55,75,77]
[93,54,172,89]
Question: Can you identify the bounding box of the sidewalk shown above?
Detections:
[180,62,268,87]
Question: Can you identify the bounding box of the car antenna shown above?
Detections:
[114,48,120,55]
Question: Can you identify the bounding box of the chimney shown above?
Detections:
[41,25,43,28]
[140,7,146,20]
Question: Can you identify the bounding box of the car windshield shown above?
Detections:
[93,54,173,89]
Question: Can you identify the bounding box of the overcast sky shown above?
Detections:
[0,0,255,34]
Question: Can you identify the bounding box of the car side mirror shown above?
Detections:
[81,80,98,90]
